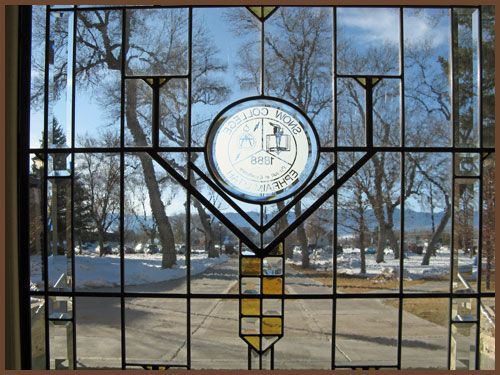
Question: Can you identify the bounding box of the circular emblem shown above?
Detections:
[206,97,319,203]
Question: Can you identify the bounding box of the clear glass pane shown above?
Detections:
[337,153,401,293]
[125,298,187,365]
[74,297,121,368]
[49,321,74,369]
[265,7,334,147]
[337,7,400,76]
[31,296,46,369]
[47,178,72,291]
[482,153,495,292]
[30,6,46,149]
[404,8,452,147]
[74,10,121,147]
[191,299,246,369]
[479,297,495,369]
[285,197,333,295]
[451,322,476,370]
[191,8,260,147]
[404,153,452,293]
[126,8,188,76]
[401,298,448,369]
[30,154,45,292]
[482,6,495,148]
[453,178,479,293]
[374,78,401,147]
[337,78,366,147]
[124,153,187,293]
[453,8,480,148]
[274,299,331,369]
[455,153,480,176]
[48,10,72,149]
[74,153,120,290]
[336,298,398,366]
[452,297,477,322]
[49,296,72,320]
[125,79,152,147]
[159,79,189,147]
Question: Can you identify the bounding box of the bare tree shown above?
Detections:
[77,133,120,257]
[34,9,230,267]
[230,8,333,267]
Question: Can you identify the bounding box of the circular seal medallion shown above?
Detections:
[206,97,319,203]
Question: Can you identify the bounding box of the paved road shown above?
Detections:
[47,257,472,369]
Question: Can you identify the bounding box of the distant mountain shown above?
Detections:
[124,208,478,236]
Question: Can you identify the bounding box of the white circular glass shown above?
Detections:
[206,97,319,203]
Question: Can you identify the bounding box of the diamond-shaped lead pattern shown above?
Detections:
[151,150,374,257]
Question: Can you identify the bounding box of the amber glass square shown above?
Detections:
[242,298,261,316]
[262,317,282,335]
[241,257,261,275]
[263,277,282,294]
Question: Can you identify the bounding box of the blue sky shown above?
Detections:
[30,6,455,216]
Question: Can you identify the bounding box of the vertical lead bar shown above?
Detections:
[260,8,265,96]
[152,77,160,149]
[18,5,33,369]
[331,5,338,370]
[43,5,51,370]
[448,7,456,370]
[186,6,192,370]
[365,79,374,148]
[70,5,77,370]
[397,6,405,370]
[120,7,126,370]
[475,6,483,370]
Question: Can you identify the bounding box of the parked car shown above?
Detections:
[101,245,112,255]
[176,244,187,254]
[145,244,160,254]
[124,246,135,254]
[365,246,376,255]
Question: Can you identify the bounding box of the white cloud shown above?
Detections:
[337,7,450,48]
[404,10,449,48]
[338,8,400,44]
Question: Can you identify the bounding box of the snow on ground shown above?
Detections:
[287,246,475,280]
[30,252,229,290]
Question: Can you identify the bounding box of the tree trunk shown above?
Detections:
[126,81,176,268]
[359,224,366,275]
[422,204,451,266]
[193,199,218,258]
[386,225,400,259]
[277,200,293,259]
[295,202,309,268]
[375,225,386,263]
[98,230,105,257]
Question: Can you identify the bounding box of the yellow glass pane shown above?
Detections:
[242,299,260,316]
[263,277,282,294]
[243,335,260,351]
[269,243,283,255]
[242,257,261,275]
[262,7,277,19]
[262,317,282,335]
[355,77,366,87]
[247,6,262,19]
[372,77,381,85]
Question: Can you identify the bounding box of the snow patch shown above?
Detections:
[30,253,229,290]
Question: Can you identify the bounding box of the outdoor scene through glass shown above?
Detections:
[21,4,495,371]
